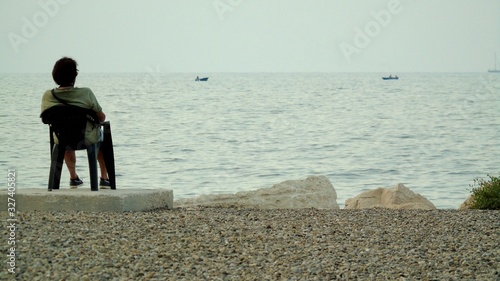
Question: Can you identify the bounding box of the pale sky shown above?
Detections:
[1,0,499,73]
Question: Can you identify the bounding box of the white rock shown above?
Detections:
[459,195,474,210]
[344,183,436,210]
[175,176,339,209]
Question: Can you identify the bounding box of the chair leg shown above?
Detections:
[103,148,116,190]
[101,122,116,190]
[87,144,99,191]
[48,144,65,191]
[49,127,55,156]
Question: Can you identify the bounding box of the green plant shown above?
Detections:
[469,173,500,210]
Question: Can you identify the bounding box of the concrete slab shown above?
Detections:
[0,188,173,212]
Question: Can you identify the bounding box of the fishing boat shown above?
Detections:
[488,53,500,73]
[382,75,398,80]
[195,76,209,81]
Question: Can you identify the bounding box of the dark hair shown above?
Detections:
[52,57,78,86]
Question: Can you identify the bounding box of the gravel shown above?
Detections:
[2,208,499,280]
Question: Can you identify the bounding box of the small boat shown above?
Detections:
[488,53,500,73]
[195,76,209,81]
[382,75,399,80]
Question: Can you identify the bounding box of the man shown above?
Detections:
[41,57,110,188]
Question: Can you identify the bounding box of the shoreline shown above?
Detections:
[5,186,469,210]
[4,208,499,280]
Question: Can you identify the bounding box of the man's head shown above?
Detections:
[52,57,78,87]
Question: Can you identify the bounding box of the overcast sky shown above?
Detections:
[1,0,499,73]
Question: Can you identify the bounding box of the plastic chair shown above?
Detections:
[41,105,102,191]
[100,121,116,190]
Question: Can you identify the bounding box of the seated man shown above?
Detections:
[41,57,110,189]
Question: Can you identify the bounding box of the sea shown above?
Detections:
[1,72,499,209]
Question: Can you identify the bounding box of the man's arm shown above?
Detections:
[97,111,106,122]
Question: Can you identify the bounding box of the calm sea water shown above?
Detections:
[1,72,499,208]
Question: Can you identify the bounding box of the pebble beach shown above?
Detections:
[3,208,500,280]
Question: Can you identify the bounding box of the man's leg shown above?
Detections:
[64,150,78,179]
[98,150,108,180]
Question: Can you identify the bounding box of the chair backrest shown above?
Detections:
[41,105,99,150]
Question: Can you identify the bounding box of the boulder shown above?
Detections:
[459,195,474,210]
[345,183,436,210]
[175,176,339,209]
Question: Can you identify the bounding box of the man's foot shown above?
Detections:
[100,178,111,189]
[70,176,83,189]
